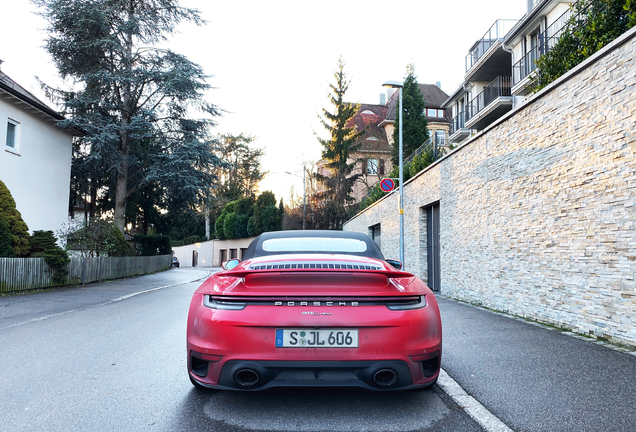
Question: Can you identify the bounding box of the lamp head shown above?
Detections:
[382,80,403,89]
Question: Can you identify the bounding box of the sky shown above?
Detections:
[0,0,527,204]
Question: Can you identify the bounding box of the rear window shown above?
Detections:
[262,237,367,254]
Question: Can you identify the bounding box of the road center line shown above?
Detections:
[437,368,514,432]
[0,271,212,331]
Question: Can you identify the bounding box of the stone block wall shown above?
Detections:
[344,28,636,347]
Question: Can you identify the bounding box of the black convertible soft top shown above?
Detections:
[242,230,385,260]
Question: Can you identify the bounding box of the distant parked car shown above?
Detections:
[172,256,180,268]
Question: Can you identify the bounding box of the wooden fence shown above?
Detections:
[0,255,172,293]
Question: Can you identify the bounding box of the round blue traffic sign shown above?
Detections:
[380,178,395,192]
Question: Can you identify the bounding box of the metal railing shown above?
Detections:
[0,255,172,293]
[466,19,519,72]
[513,7,573,85]
[466,76,512,119]
[513,45,540,86]
[450,110,471,135]
[404,132,448,165]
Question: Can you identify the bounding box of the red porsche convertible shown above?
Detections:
[186,230,442,391]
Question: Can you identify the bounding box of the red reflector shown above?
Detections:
[191,351,223,362]
[409,351,438,362]
[200,354,222,362]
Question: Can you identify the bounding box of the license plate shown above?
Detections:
[275,329,359,348]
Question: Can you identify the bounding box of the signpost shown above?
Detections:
[380,178,396,193]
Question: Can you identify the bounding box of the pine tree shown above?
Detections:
[392,64,429,166]
[315,58,364,230]
[35,0,222,233]
[0,180,30,257]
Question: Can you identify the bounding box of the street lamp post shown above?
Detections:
[382,81,404,267]
[284,165,306,230]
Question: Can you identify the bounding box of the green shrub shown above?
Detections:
[134,235,171,256]
[64,219,133,257]
[260,206,281,233]
[235,214,249,238]
[0,218,14,257]
[247,216,257,237]
[182,235,202,245]
[533,0,636,91]
[0,180,30,257]
[30,230,70,285]
[214,213,227,240]
[223,212,237,239]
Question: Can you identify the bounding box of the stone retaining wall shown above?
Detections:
[344,28,636,347]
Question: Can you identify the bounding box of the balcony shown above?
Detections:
[512,45,540,94]
[512,7,573,93]
[449,111,471,143]
[465,20,518,81]
[465,76,513,130]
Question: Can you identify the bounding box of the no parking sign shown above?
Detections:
[380,178,395,192]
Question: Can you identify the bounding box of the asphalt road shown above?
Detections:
[0,268,482,432]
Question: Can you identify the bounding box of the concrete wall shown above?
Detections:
[212,237,256,266]
[344,28,636,348]
[0,98,72,233]
[173,240,214,268]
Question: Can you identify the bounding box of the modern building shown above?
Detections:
[504,0,576,106]
[444,19,518,145]
[0,66,78,233]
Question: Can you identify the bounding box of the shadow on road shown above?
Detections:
[172,385,481,432]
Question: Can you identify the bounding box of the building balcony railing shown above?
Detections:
[513,6,573,86]
[466,76,512,120]
[403,132,449,166]
[449,111,470,135]
[513,45,540,86]
[465,19,518,72]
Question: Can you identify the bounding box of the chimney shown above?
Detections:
[436,81,442,89]
[0,59,3,71]
[380,93,386,105]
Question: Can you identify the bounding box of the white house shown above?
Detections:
[0,66,77,233]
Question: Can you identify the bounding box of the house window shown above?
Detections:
[435,130,446,145]
[426,109,444,118]
[378,159,385,175]
[367,159,379,175]
[5,119,20,152]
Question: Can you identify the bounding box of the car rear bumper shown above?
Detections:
[187,293,442,390]
[189,356,439,391]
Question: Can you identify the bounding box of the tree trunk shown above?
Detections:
[114,152,128,233]
[114,0,134,235]
[205,204,210,240]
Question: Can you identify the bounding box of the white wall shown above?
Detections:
[0,98,72,234]
[173,240,215,268]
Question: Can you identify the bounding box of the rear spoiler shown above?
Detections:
[217,268,414,279]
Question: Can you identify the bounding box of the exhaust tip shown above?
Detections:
[373,368,398,387]
[234,368,260,387]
